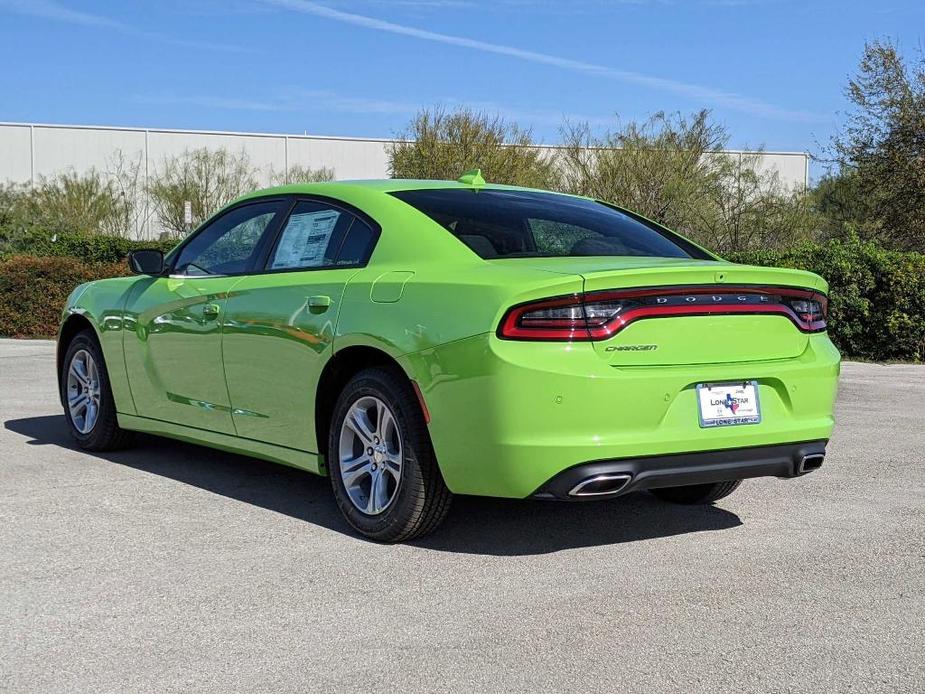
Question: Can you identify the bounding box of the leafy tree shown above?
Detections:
[559,110,727,227]
[388,107,558,188]
[558,111,816,253]
[828,40,925,251]
[148,148,258,237]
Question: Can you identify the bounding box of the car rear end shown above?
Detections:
[391,186,840,500]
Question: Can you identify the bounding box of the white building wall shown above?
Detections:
[0,124,34,183]
[0,122,810,237]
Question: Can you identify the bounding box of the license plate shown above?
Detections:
[696,381,761,427]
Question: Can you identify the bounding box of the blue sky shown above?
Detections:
[0,0,921,156]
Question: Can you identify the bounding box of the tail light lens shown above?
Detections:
[498,286,828,341]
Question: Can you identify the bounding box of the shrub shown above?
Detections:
[3,171,138,238]
[270,165,335,185]
[148,148,258,237]
[0,228,176,264]
[0,255,127,338]
[729,237,925,361]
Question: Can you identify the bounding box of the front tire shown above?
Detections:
[650,480,742,505]
[60,329,133,451]
[328,367,452,542]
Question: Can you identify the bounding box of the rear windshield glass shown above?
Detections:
[390,188,708,260]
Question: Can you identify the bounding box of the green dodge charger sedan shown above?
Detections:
[58,174,840,541]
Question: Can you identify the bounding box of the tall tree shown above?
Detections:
[558,111,816,253]
[829,40,925,251]
[387,107,558,188]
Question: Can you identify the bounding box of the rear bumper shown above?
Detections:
[532,440,827,500]
[400,331,840,499]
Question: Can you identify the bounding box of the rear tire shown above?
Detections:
[60,329,134,451]
[650,480,742,505]
[328,367,452,542]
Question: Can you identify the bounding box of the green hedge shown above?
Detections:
[0,229,176,264]
[728,237,925,362]
[1,234,922,361]
[0,255,128,338]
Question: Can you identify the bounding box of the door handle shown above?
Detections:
[202,303,221,318]
[308,295,331,312]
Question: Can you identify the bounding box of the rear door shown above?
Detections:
[222,197,380,452]
[123,199,287,433]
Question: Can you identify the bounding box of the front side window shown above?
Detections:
[267,201,377,271]
[173,201,285,276]
[390,189,709,260]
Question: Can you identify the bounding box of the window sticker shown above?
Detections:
[271,210,341,269]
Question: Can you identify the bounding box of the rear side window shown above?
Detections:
[267,200,377,271]
[336,218,376,266]
[390,189,708,260]
[269,201,350,270]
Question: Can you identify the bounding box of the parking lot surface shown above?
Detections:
[1,338,923,693]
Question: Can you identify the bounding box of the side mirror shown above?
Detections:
[128,249,165,275]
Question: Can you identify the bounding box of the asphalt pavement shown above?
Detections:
[1,338,923,693]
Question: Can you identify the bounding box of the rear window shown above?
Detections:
[390,188,708,260]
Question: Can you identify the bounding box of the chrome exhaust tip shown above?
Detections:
[568,473,632,498]
[796,453,825,475]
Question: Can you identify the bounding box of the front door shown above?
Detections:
[123,199,288,433]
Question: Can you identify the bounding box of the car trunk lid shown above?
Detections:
[490,257,827,365]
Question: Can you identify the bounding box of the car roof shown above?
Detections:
[233,178,585,203]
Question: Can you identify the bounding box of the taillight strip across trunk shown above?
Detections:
[498,285,828,341]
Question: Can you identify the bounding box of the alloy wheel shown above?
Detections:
[66,349,101,434]
[338,396,403,515]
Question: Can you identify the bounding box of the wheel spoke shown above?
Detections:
[85,401,97,428]
[69,362,88,387]
[73,356,89,383]
[365,469,387,514]
[346,409,375,444]
[69,393,88,412]
[384,453,401,478]
[380,405,395,443]
[375,470,390,512]
[342,458,373,487]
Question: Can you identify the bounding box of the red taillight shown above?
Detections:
[498,286,828,341]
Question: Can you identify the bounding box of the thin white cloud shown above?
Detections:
[133,89,614,132]
[0,0,256,53]
[262,0,825,122]
[0,0,126,28]
[134,89,420,116]
[134,93,297,113]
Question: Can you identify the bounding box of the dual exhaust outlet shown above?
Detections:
[567,453,825,498]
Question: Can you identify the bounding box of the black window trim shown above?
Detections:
[255,193,383,276]
[163,193,382,279]
[165,196,292,278]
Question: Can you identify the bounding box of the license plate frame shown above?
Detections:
[696,381,761,428]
